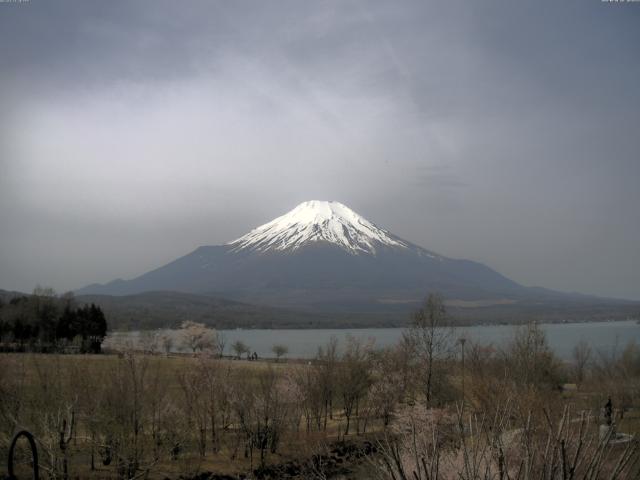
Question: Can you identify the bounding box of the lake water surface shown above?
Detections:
[106,320,640,360]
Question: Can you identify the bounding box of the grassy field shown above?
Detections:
[2,325,640,479]
[0,352,381,479]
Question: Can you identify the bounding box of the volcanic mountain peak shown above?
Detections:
[227,200,409,254]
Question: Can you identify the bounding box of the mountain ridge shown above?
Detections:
[76,201,638,320]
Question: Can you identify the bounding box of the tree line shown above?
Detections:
[0,287,107,353]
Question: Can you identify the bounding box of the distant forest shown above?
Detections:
[0,287,107,353]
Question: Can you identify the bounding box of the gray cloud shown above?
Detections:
[1,0,639,300]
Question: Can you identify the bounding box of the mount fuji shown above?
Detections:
[77,201,635,323]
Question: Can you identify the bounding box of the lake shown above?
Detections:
[105,320,640,360]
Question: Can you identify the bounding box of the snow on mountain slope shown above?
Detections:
[77,200,522,303]
[228,200,409,254]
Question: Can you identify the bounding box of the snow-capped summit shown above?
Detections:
[228,200,408,254]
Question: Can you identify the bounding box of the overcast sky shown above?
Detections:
[1,0,639,300]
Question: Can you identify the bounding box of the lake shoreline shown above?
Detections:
[105,319,640,361]
[109,316,638,334]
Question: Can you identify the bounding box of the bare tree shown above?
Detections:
[272,344,289,362]
[199,357,232,453]
[369,347,407,428]
[216,331,227,358]
[229,366,291,467]
[316,336,339,430]
[100,352,160,478]
[231,340,250,359]
[572,339,592,384]
[507,322,562,389]
[293,364,324,432]
[337,336,373,435]
[176,363,209,457]
[404,293,455,406]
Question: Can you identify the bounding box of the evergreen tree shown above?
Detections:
[0,290,108,353]
[56,306,77,341]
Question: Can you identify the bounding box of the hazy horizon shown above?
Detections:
[1,1,639,300]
